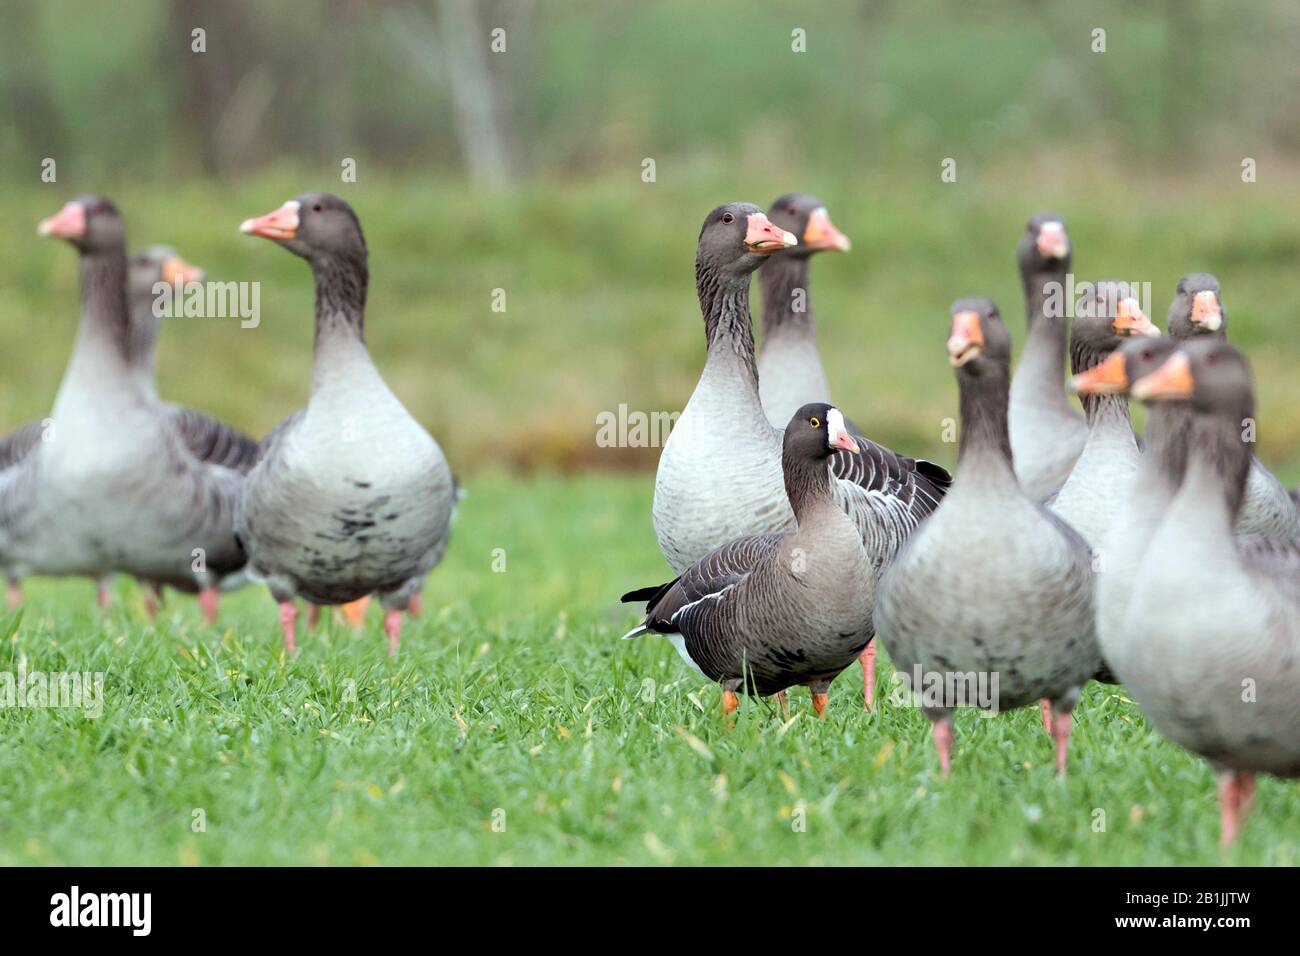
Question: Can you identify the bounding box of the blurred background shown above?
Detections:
[3,0,1300,477]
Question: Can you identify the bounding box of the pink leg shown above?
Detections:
[407,594,423,618]
[860,641,877,709]
[307,604,321,630]
[6,582,21,611]
[144,584,160,620]
[97,580,112,608]
[279,601,298,654]
[199,588,219,625]
[1218,770,1256,847]
[1051,709,1072,777]
[1040,698,1053,736]
[384,610,402,655]
[932,718,954,778]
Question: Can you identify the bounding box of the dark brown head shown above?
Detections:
[696,202,797,280]
[948,297,1011,376]
[1167,272,1226,340]
[766,194,851,259]
[241,193,367,265]
[1070,279,1159,370]
[38,195,126,255]
[783,402,859,460]
[1016,212,1071,276]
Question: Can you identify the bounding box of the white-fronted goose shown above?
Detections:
[1008,214,1086,501]
[237,194,455,654]
[756,194,851,428]
[625,403,873,717]
[875,299,1100,777]
[1166,272,1300,539]
[652,203,950,708]
[1119,340,1300,844]
[0,197,247,617]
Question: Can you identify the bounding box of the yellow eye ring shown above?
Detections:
[810,417,821,428]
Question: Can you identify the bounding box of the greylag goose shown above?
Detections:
[1166,272,1300,539]
[0,197,247,618]
[237,194,455,654]
[875,299,1100,777]
[1050,282,1158,546]
[756,194,851,428]
[624,403,873,717]
[652,202,950,709]
[1119,339,1300,844]
[1008,214,1086,501]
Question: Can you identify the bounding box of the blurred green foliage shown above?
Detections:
[1,1,1299,480]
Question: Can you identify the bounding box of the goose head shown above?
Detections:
[1016,213,1071,274]
[783,402,859,459]
[241,193,367,265]
[38,195,126,254]
[767,194,851,257]
[130,246,204,298]
[697,202,796,279]
[1131,339,1253,421]
[1167,272,1226,339]
[1071,280,1159,369]
[947,298,1010,374]
[1070,336,1178,396]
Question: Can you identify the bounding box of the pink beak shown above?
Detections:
[38,202,87,240]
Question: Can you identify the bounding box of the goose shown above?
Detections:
[756,194,851,428]
[237,194,454,654]
[624,403,873,717]
[652,202,950,709]
[1008,214,1086,501]
[3,247,263,617]
[875,299,1099,777]
[1119,339,1300,845]
[1049,281,1158,546]
[1165,272,1300,539]
[0,197,247,618]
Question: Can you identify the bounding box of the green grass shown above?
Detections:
[1,473,1294,866]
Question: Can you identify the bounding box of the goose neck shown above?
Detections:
[782,449,834,523]
[1174,409,1252,532]
[957,366,1018,486]
[760,255,812,338]
[697,262,759,389]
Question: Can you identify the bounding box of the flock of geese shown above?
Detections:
[620,195,1299,846]
[4,191,1296,848]
[1,194,456,654]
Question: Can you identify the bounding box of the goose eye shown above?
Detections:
[787,206,797,215]
[721,212,734,224]
[313,203,323,212]
[809,417,821,428]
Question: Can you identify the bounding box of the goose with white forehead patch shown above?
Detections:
[0,197,249,617]
[237,193,454,654]
[651,202,951,711]
[624,403,875,717]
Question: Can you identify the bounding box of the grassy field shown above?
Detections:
[0,472,1295,866]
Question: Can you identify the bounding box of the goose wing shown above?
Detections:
[166,405,260,474]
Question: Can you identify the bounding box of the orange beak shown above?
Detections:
[1069,350,1130,395]
[1190,290,1223,332]
[1113,297,1159,338]
[38,202,87,240]
[744,212,798,254]
[1036,221,1069,260]
[162,255,205,286]
[240,201,300,240]
[947,310,984,366]
[1130,351,1194,401]
[803,207,851,252]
